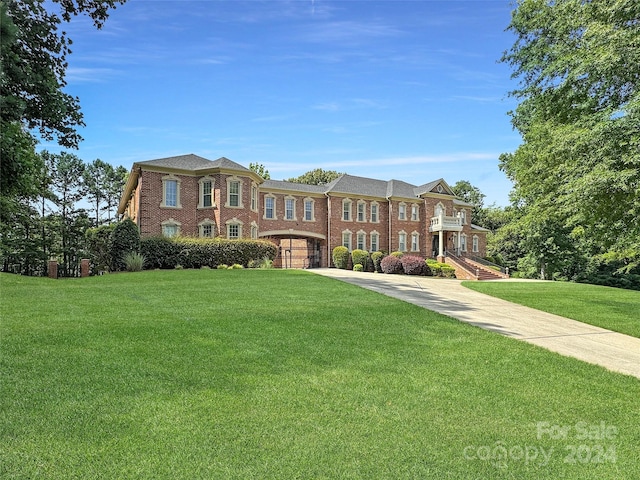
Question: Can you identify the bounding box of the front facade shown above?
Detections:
[118,154,488,268]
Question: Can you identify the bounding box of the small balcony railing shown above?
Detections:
[429,214,463,232]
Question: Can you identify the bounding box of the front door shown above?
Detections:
[431,234,439,258]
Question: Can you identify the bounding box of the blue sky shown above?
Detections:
[46,0,522,206]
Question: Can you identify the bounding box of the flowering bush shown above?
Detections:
[401,255,428,275]
[380,255,403,274]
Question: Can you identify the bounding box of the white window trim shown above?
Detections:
[250,221,258,240]
[356,200,367,222]
[161,218,181,237]
[398,230,407,252]
[250,183,258,212]
[411,203,419,221]
[342,198,353,222]
[434,202,445,217]
[370,201,380,223]
[398,202,407,221]
[303,197,315,222]
[356,229,366,250]
[472,235,479,253]
[411,231,420,252]
[225,217,244,239]
[264,194,277,220]
[198,218,216,238]
[342,229,352,250]
[370,230,380,252]
[461,233,468,252]
[198,176,215,209]
[225,176,244,208]
[161,175,182,209]
[284,195,297,221]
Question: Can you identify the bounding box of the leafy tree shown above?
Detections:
[500,0,640,274]
[106,165,128,222]
[83,159,113,226]
[109,218,139,271]
[287,168,343,185]
[248,162,270,179]
[451,180,485,225]
[1,0,125,196]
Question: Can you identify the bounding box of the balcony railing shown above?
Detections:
[429,213,463,232]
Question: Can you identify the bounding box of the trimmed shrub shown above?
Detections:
[426,259,455,278]
[124,252,145,272]
[110,219,140,271]
[140,237,277,269]
[380,255,403,274]
[351,249,368,269]
[332,246,350,269]
[441,266,456,278]
[401,255,428,275]
[371,251,385,273]
[85,224,116,274]
[353,263,364,272]
[390,251,404,258]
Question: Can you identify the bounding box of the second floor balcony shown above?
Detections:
[429,213,463,232]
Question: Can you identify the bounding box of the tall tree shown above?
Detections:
[287,168,343,185]
[451,180,485,226]
[47,152,87,276]
[105,165,128,222]
[83,159,113,225]
[500,0,640,274]
[248,162,270,180]
[1,0,125,195]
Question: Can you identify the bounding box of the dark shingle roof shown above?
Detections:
[137,154,215,170]
[261,179,326,194]
[325,174,390,197]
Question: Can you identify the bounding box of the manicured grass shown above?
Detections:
[1,270,639,479]
[462,280,640,339]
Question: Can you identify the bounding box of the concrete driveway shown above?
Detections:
[311,268,640,380]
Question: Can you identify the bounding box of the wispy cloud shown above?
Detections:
[312,98,387,112]
[300,20,403,45]
[66,67,120,83]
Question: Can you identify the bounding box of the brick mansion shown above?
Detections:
[117,154,489,268]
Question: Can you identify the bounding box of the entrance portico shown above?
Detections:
[429,212,463,261]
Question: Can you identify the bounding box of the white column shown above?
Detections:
[438,232,444,257]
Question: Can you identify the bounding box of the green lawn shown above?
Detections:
[462,280,640,339]
[1,270,639,479]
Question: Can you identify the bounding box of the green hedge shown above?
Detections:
[140,236,277,270]
[426,259,456,278]
[351,249,369,270]
[110,219,140,271]
[371,251,385,273]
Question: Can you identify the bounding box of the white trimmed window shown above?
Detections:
[411,204,419,221]
[198,219,215,238]
[472,235,479,253]
[226,218,244,239]
[161,175,181,208]
[435,202,445,216]
[342,230,352,250]
[264,195,276,219]
[226,176,243,208]
[461,233,467,252]
[398,230,407,252]
[161,218,181,237]
[411,231,420,252]
[370,202,379,223]
[460,209,467,225]
[303,198,315,222]
[251,183,258,211]
[398,202,407,220]
[370,231,379,252]
[285,196,296,221]
[251,222,258,240]
[342,198,352,221]
[356,230,366,250]
[198,176,214,208]
[357,201,366,222]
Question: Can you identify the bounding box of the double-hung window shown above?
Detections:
[357,202,366,222]
[398,203,406,220]
[229,181,240,207]
[304,199,313,221]
[370,232,379,252]
[371,203,378,223]
[399,232,407,252]
[285,198,295,220]
[357,231,366,250]
[265,197,275,219]
[343,199,352,221]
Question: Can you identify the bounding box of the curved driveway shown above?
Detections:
[312,268,640,380]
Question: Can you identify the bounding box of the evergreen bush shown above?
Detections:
[109,219,140,271]
[353,263,364,272]
[371,251,385,273]
[332,246,350,269]
[351,249,368,269]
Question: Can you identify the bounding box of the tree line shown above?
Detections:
[1,151,127,276]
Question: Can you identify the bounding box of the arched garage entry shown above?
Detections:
[259,230,326,269]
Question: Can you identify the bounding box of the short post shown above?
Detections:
[476,268,480,280]
[81,259,90,278]
[506,267,510,277]
[48,260,58,279]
